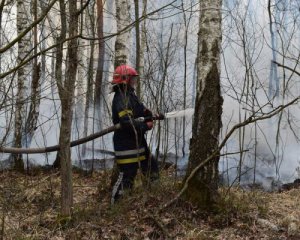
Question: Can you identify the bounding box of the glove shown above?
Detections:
[144,108,153,117]
[146,121,153,130]
[152,113,165,120]
[143,108,153,123]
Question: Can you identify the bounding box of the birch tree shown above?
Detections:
[110,0,132,186]
[185,0,223,208]
[139,0,147,100]
[14,0,32,171]
[268,0,279,99]
[93,0,104,133]
[114,0,131,68]
[134,0,141,97]
[82,3,95,157]
[181,0,193,158]
[75,1,90,162]
[24,0,41,150]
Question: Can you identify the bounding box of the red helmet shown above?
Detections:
[112,65,138,84]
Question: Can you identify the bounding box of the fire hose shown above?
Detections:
[0,114,165,154]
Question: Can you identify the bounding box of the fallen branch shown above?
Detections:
[0,0,57,54]
[143,214,172,239]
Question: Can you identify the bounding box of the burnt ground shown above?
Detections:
[0,167,299,239]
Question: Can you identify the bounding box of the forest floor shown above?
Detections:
[0,166,299,240]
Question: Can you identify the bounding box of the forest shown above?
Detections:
[0,0,300,239]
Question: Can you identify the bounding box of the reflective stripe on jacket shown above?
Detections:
[115,147,146,164]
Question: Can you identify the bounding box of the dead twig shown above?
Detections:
[143,213,172,239]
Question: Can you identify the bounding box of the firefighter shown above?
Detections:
[111,65,159,204]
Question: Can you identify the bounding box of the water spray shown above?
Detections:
[164,108,194,119]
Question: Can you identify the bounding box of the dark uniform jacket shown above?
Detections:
[112,86,151,165]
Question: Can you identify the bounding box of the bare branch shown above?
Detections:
[0,0,57,54]
[273,61,300,77]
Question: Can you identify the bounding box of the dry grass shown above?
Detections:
[0,167,299,239]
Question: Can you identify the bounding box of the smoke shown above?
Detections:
[165,108,194,119]
[218,93,300,189]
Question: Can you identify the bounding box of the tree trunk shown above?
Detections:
[185,0,223,209]
[39,0,47,86]
[88,0,105,173]
[139,0,147,101]
[268,0,279,99]
[52,0,67,169]
[155,24,174,163]
[56,0,79,217]
[14,0,32,171]
[110,0,132,186]
[82,3,95,157]
[24,0,41,150]
[75,1,88,162]
[94,0,104,132]
[134,0,141,97]
[0,0,5,71]
[181,0,191,158]
[114,0,131,68]
[24,63,40,148]
[0,1,14,147]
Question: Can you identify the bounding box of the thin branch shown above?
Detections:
[0,35,81,79]
[0,0,57,54]
[76,0,92,16]
[0,1,176,79]
[273,61,300,77]
[80,0,177,41]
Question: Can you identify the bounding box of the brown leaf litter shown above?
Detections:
[0,168,299,239]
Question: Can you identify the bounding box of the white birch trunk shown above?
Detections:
[75,40,85,160]
[139,0,147,81]
[82,3,95,157]
[24,0,41,149]
[114,0,131,67]
[75,26,87,143]
[103,0,115,114]
[268,0,279,99]
[14,0,32,170]
[185,0,223,208]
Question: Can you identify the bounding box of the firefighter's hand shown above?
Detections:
[144,108,153,117]
[146,121,153,130]
[153,113,165,120]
